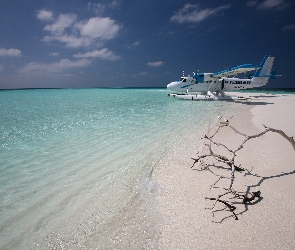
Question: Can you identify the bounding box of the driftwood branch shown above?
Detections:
[192,116,295,221]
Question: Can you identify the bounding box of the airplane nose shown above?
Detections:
[167,82,176,91]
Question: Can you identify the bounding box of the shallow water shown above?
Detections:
[0,88,236,249]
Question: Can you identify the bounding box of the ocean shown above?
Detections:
[0,88,237,249]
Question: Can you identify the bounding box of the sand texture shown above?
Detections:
[153,93,295,250]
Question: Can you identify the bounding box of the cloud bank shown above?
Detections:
[36,10,122,48]
[24,9,122,74]
[21,59,91,73]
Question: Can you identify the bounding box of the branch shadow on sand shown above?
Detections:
[210,169,295,223]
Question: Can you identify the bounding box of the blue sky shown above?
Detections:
[0,0,294,89]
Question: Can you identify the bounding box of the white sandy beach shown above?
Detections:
[153,93,295,249]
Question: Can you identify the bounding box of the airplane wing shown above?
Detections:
[211,64,259,78]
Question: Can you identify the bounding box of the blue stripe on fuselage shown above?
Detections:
[180,83,196,88]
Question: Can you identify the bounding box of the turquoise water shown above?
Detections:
[0,88,235,249]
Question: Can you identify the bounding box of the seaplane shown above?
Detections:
[167,55,281,101]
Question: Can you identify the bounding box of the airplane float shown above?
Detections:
[167,55,281,100]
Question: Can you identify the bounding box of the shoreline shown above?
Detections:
[153,93,295,249]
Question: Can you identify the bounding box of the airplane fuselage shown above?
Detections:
[167,73,269,94]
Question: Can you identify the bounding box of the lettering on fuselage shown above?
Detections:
[225,80,251,85]
[224,79,252,89]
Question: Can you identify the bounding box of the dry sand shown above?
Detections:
[153,93,295,250]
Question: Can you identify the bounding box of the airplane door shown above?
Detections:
[221,79,225,90]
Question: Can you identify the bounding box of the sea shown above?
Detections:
[0,88,283,249]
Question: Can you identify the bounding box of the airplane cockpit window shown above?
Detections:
[181,78,186,82]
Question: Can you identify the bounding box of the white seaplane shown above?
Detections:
[167,55,281,101]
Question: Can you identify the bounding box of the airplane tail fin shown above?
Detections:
[253,55,275,77]
[251,55,281,86]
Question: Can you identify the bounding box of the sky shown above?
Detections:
[0,0,294,89]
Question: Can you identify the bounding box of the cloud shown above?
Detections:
[87,3,107,14]
[170,3,230,24]
[36,10,54,21]
[132,71,149,77]
[259,0,287,9]
[43,34,95,48]
[147,61,164,67]
[126,40,140,49]
[73,48,120,60]
[246,0,258,7]
[49,52,60,56]
[0,48,22,57]
[77,17,121,40]
[283,24,295,30]
[139,72,149,75]
[132,41,140,46]
[108,0,121,9]
[21,59,91,73]
[88,1,120,14]
[44,14,77,36]
[38,10,122,48]
[246,0,289,10]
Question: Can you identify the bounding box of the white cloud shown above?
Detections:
[246,0,289,9]
[132,41,140,46]
[37,10,54,21]
[170,3,230,24]
[73,48,120,60]
[44,14,77,36]
[126,41,140,49]
[77,17,121,40]
[87,3,106,15]
[0,48,22,57]
[21,59,91,73]
[43,34,95,48]
[147,61,164,67]
[108,0,121,9]
[38,11,122,48]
